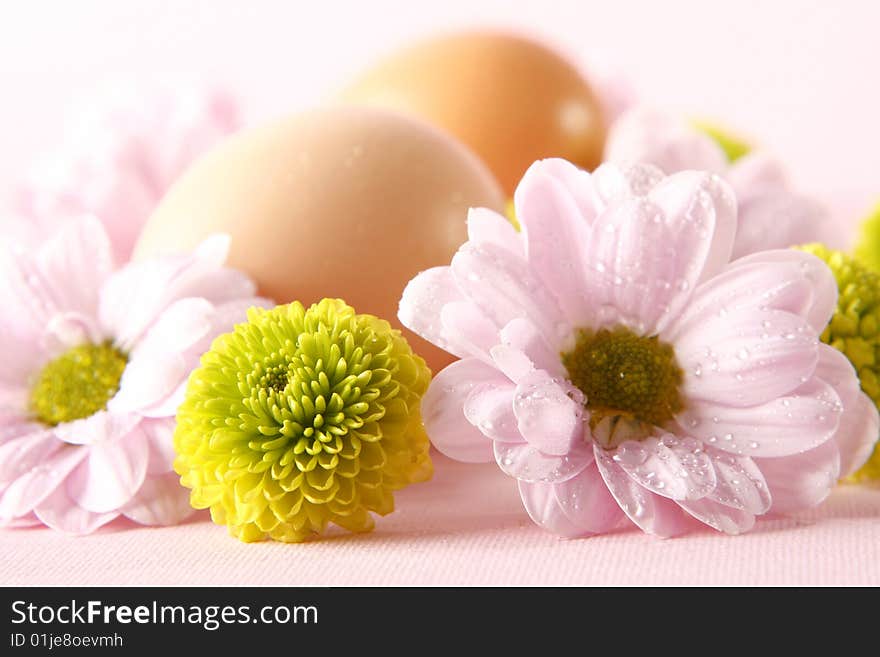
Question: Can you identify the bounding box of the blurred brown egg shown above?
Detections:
[338,31,606,194]
[134,106,505,372]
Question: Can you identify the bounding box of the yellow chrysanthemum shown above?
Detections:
[853,202,880,272]
[174,299,433,542]
[796,244,880,481]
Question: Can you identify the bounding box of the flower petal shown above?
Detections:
[704,447,771,515]
[33,484,118,535]
[462,384,522,443]
[757,439,840,514]
[0,427,59,485]
[583,171,736,334]
[54,410,140,446]
[120,472,194,526]
[665,257,817,343]
[398,266,469,359]
[512,370,584,456]
[595,448,693,537]
[678,377,841,457]
[440,301,500,361]
[142,417,177,475]
[494,440,592,484]
[604,107,728,176]
[514,159,595,326]
[518,479,592,538]
[109,297,214,413]
[677,497,756,535]
[553,462,624,533]
[723,249,837,334]
[835,391,879,478]
[0,444,87,519]
[675,308,819,407]
[65,427,150,513]
[611,435,716,501]
[467,207,523,257]
[420,358,505,463]
[452,241,565,349]
[499,317,567,378]
[518,464,621,538]
[591,161,665,205]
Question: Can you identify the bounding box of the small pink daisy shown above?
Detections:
[399,158,877,537]
[0,217,268,534]
[6,85,240,262]
[604,107,831,259]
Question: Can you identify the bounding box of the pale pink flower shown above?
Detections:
[399,158,877,537]
[0,217,268,534]
[6,86,240,262]
[604,107,831,259]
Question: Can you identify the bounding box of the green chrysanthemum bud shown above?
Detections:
[853,202,880,272]
[796,244,880,481]
[173,299,433,543]
[691,121,752,163]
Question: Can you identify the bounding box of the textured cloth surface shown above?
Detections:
[2,454,879,586]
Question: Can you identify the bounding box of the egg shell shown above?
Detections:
[134,106,505,372]
[339,31,606,194]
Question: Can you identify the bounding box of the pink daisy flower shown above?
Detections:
[399,158,877,537]
[0,217,268,534]
[5,85,240,262]
[604,107,831,259]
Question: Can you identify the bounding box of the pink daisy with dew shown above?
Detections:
[5,85,240,262]
[399,158,877,537]
[0,217,268,534]
[604,107,832,260]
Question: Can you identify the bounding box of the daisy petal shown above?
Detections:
[467,207,523,257]
[0,428,59,485]
[704,447,771,515]
[462,384,522,442]
[0,445,87,518]
[612,435,716,501]
[595,449,693,537]
[518,479,593,538]
[120,473,194,525]
[142,418,177,475]
[398,266,469,359]
[500,317,567,377]
[110,297,214,413]
[665,258,816,342]
[440,301,499,361]
[34,485,118,535]
[604,108,728,176]
[421,359,504,462]
[678,377,841,457]
[494,440,592,484]
[757,439,840,514]
[677,497,756,535]
[553,463,624,533]
[676,308,819,407]
[65,427,149,513]
[515,160,594,326]
[725,249,837,333]
[512,370,583,455]
[835,392,879,478]
[452,241,564,349]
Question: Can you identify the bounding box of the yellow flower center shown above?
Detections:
[30,342,127,425]
[562,327,684,447]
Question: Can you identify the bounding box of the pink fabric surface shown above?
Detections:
[2,453,879,586]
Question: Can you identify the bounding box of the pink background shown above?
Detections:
[1,1,879,585]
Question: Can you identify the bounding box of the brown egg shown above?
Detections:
[338,31,606,194]
[134,106,504,372]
